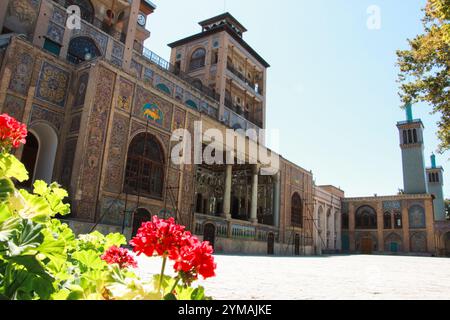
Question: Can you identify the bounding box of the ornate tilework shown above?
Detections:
[383,201,401,210]
[111,41,124,59]
[30,105,64,132]
[172,108,186,131]
[76,66,115,221]
[409,205,426,229]
[35,62,69,107]
[133,86,173,131]
[100,197,127,226]
[130,59,142,78]
[73,71,89,109]
[104,113,129,193]
[51,6,66,25]
[69,113,82,134]
[410,232,427,252]
[110,57,122,68]
[60,138,78,189]
[117,77,134,112]
[46,22,65,44]
[2,94,26,120]
[8,52,34,95]
[5,0,40,39]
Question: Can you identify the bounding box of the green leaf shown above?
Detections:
[0,153,28,182]
[0,202,12,223]
[36,228,66,266]
[51,288,70,300]
[191,286,206,300]
[72,250,105,270]
[105,233,126,250]
[0,178,15,202]
[17,190,51,223]
[32,180,48,196]
[7,219,44,256]
[0,217,20,242]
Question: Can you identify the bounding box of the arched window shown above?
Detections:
[67,37,101,64]
[342,212,349,229]
[413,129,418,143]
[189,48,206,71]
[291,193,303,227]
[156,83,171,95]
[19,132,39,189]
[66,0,95,23]
[192,79,203,91]
[384,212,392,229]
[403,130,408,144]
[124,133,165,199]
[185,99,198,110]
[408,129,413,144]
[355,205,377,229]
[394,212,402,229]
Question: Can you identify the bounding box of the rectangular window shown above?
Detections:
[43,38,61,56]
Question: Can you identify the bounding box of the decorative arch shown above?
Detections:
[192,79,203,91]
[66,0,95,23]
[67,36,101,64]
[124,132,165,199]
[189,47,206,70]
[355,205,377,229]
[156,83,172,95]
[21,122,58,187]
[185,99,198,110]
[409,205,426,228]
[410,232,427,253]
[384,233,402,253]
[291,193,303,227]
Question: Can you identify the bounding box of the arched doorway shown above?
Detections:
[361,237,373,254]
[267,233,275,255]
[132,208,151,237]
[19,132,39,189]
[20,123,58,187]
[444,232,450,257]
[294,233,300,256]
[203,223,216,249]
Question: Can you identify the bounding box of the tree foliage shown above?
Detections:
[397,0,450,153]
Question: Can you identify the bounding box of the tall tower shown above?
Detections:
[396,104,428,194]
[168,13,269,131]
[426,154,446,220]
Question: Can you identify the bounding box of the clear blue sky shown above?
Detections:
[145,0,449,198]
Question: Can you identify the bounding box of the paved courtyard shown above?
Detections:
[136,254,450,300]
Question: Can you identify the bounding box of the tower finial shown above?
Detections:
[431,153,436,168]
[405,103,413,122]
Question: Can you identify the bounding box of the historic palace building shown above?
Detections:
[0,0,447,256]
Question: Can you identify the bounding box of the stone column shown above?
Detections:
[222,164,232,219]
[401,200,410,252]
[348,202,356,251]
[272,172,281,227]
[376,201,384,253]
[250,165,259,224]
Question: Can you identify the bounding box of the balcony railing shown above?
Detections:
[224,98,263,129]
[227,62,263,96]
[133,43,220,102]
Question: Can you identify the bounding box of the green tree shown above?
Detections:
[397,0,450,153]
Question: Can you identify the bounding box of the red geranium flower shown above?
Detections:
[174,239,216,281]
[101,245,138,269]
[0,114,27,149]
[130,216,186,258]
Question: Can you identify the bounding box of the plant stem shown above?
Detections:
[168,276,180,296]
[158,256,167,292]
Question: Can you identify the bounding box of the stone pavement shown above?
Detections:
[135,254,450,300]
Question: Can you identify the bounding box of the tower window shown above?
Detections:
[413,129,418,143]
[408,130,413,144]
[189,48,206,71]
[436,173,439,183]
[403,130,408,145]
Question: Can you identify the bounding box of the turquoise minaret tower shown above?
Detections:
[396,104,429,194]
[426,154,446,220]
